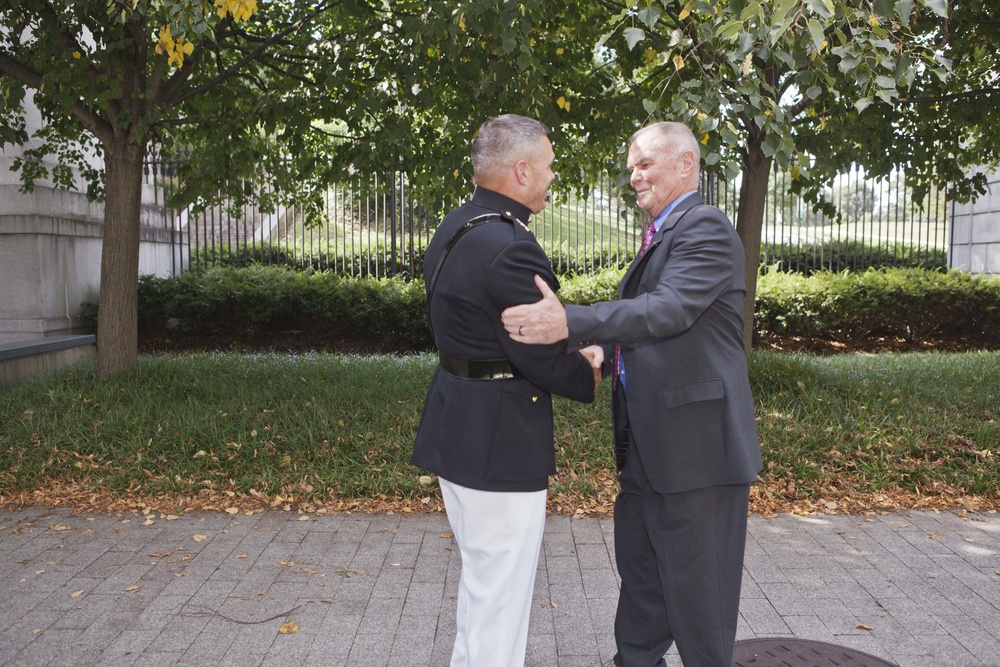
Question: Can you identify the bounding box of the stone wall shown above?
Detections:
[0,142,180,345]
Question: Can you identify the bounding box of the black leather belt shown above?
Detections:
[439,354,522,380]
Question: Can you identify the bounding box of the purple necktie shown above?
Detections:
[614,221,657,390]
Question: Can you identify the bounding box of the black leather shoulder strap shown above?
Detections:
[425,213,511,340]
[426,213,511,300]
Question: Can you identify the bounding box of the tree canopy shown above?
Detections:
[2,0,997,373]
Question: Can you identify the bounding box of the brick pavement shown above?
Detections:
[1,506,997,666]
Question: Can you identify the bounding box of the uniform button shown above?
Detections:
[531,396,538,403]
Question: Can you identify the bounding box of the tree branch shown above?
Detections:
[897,88,999,104]
[160,0,338,108]
[0,52,113,144]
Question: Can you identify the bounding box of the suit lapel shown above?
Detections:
[619,194,705,298]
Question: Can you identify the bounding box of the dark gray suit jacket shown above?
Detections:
[566,194,762,494]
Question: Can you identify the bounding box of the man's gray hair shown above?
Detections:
[630,122,701,163]
[471,114,550,182]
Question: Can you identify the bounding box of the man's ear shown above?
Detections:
[679,150,697,177]
[514,159,530,186]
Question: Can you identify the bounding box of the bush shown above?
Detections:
[190,238,947,279]
[754,267,1000,341]
[123,266,999,351]
[760,240,948,274]
[136,266,432,351]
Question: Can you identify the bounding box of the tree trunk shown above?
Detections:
[96,137,146,379]
[735,142,773,357]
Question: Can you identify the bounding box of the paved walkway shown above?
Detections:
[0,506,997,667]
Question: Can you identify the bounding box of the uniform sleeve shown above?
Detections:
[486,239,595,404]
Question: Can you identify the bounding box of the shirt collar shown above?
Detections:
[652,190,698,232]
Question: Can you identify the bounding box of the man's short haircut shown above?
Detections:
[471,114,550,182]
[630,121,701,164]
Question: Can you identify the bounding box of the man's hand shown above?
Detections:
[502,275,569,344]
[579,345,605,389]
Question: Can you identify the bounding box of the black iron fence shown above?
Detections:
[143,157,949,279]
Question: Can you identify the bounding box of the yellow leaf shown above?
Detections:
[869,14,880,27]
[72,51,81,59]
[458,14,466,31]
[70,590,83,598]
[279,621,298,634]
[556,47,564,55]
[672,54,685,71]
[857,623,873,631]
[225,507,239,515]
[679,3,692,21]
[124,586,141,593]
[701,133,710,145]
[193,534,207,542]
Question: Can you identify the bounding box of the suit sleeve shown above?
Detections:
[486,239,595,404]
[566,209,739,346]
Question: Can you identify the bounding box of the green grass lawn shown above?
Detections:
[1,351,997,515]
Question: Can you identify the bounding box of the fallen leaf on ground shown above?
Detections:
[857,623,873,630]
[70,590,83,598]
[124,586,140,593]
[193,534,207,542]
[279,621,298,634]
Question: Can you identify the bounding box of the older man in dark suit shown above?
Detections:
[502,121,762,666]
[411,114,602,667]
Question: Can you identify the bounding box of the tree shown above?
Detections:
[1,0,643,378]
[594,0,977,353]
[0,0,345,377]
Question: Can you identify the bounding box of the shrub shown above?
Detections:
[119,266,998,351]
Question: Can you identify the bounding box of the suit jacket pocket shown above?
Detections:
[487,383,555,481]
[660,378,725,454]
[663,378,725,409]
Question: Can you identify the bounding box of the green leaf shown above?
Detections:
[807,19,826,52]
[642,98,658,115]
[923,0,949,18]
[623,27,646,51]
[716,21,744,42]
[637,7,662,31]
[896,0,915,23]
[854,97,874,112]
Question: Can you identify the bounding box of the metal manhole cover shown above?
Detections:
[733,637,899,667]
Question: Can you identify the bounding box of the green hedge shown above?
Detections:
[136,265,432,350]
[753,267,1000,341]
[191,238,944,278]
[123,265,999,350]
[759,240,948,274]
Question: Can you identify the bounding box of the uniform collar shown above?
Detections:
[471,187,533,224]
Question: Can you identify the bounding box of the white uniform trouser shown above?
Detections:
[440,477,548,667]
